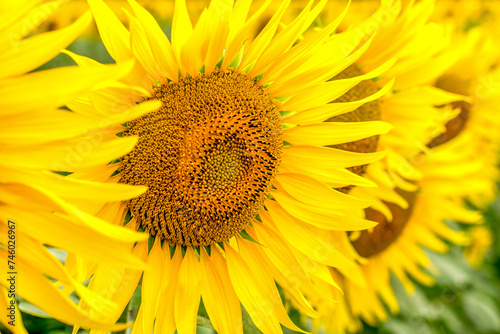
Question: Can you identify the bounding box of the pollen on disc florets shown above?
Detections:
[119,69,283,246]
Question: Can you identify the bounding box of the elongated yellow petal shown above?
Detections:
[4,252,130,331]
[172,0,193,75]
[243,227,318,319]
[200,248,243,334]
[203,1,231,73]
[132,238,163,334]
[261,1,350,83]
[2,170,147,203]
[0,0,62,51]
[0,206,145,269]
[279,163,376,188]
[225,241,283,334]
[275,173,372,209]
[221,0,273,70]
[239,0,290,70]
[0,12,91,79]
[174,247,201,334]
[0,287,28,334]
[282,59,395,111]
[18,237,120,317]
[129,0,179,82]
[87,0,132,62]
[0,136,138,171]
[253,222,323,299]
[74,242,146,333]
[271,190,377,231]
[236,235,308,332]
[282,146,387,168]
[264,201,355,268]
[284,121,392,146]
[156,246,182,334]
[285,79,393,125]
[249,0,327,77]
[0,182,147,245]
[0,61,134,115]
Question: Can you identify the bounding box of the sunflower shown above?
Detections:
[431,4,500,208]
[54,0,399,332]
[293,0,484,332]
[0,1,163,332]
[429,0,500,269]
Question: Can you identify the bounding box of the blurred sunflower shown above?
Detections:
[295,0,483,333]
[427,1,500,273]
[0,1,163,332]
[432,5,500,208]
[57,0,399,332]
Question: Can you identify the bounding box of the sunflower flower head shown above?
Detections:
[56,0,400,332]
[120,68,283,246]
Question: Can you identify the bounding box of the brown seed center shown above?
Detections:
[119,69,283,246]
[329,65,382,192]
[351,189,417,257]
[430,74,473,147]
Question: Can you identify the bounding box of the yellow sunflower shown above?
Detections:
[55,0,400,332]
[428,1,500,271]
[431,7,500,208]
[0,1,163,332]
[294,0,484,332]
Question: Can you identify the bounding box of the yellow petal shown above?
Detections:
[239,0,290,70]
[0,12,91,79]
[252,222,323,299]
[200,247,243,334]
[236,235,308,332]
[0,287,28,334]
[0,60,135,115]
[2,170,147,203]
[174,247,201,334]
[243,227,318,319]
[171,0,193,76]
[132,238,163,334]
[264,201,355,268]
[282,145,387,168]
[0,136,138,171]
[224,241,283,334]
[275,173,372,209]
[284,79,393,125]
[283,121,392,146]
[87,0,132,62]
[81,242,147,327]
[156,246,182,334]
[249,0,327,77]
[0,206,145,269]
[6,251,130,331]
[127,1,178,82]
[271,190,376,231]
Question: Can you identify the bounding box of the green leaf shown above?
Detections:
[18,299,52,318]
[462,290,500,333]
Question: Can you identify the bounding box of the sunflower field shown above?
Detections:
[2,0,500,333]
